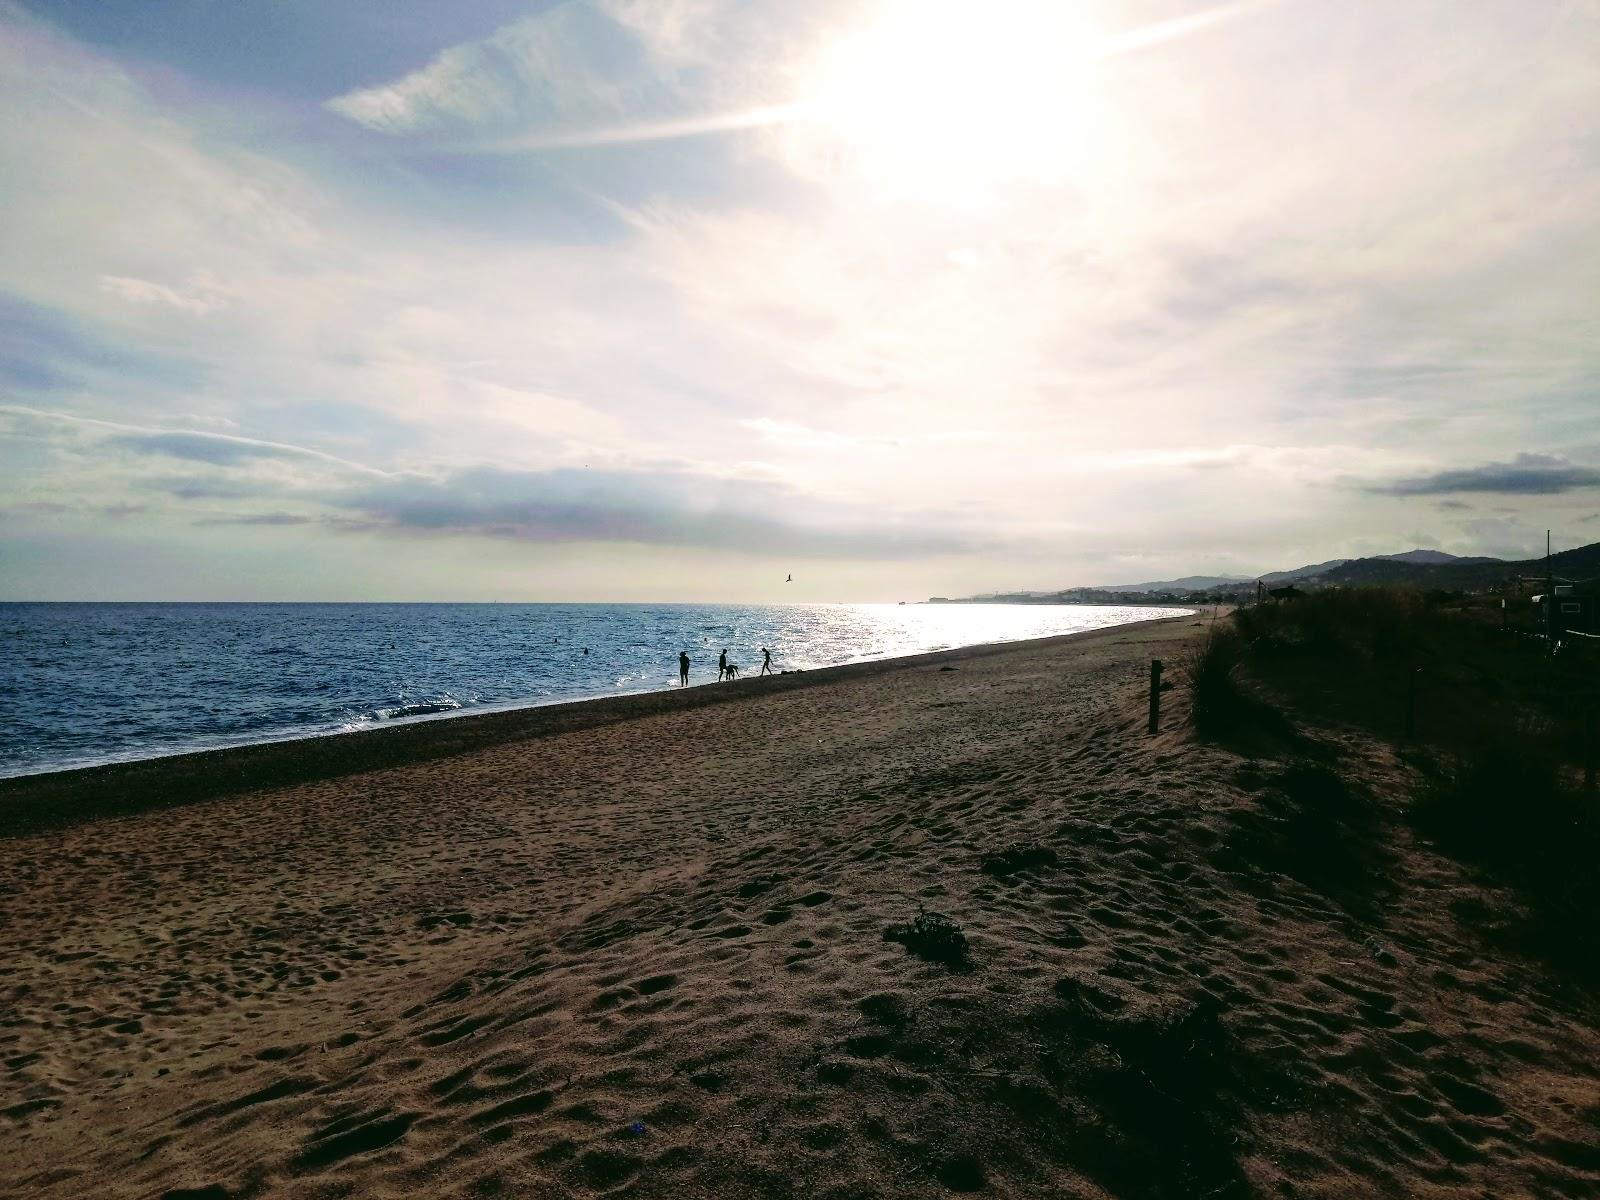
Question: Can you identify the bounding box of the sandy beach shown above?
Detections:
[3,612,1598,1199]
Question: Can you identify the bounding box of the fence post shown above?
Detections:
[1148,659,1163,734]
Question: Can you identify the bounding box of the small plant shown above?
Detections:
[883,910,972,971]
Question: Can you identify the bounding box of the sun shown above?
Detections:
[786,0,1110,204]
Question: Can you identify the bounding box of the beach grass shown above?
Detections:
[1224,586,1600,981]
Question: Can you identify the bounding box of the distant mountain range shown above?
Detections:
[940,542,1600,604]
[1094,550,1505,595]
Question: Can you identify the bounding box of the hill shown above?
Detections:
[931,542,1600,606]
[1088,550,1501,596]
[1319,541,1599,591]
[1379,548,1500,566]
[1096,574,1252,594]
[1259,558,1350,585]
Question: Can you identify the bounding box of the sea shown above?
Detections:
[0,602,1180,779]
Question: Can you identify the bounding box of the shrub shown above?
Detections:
[1232,586,1433,663]
[1183,626,1245,738]
[883,911,972,971]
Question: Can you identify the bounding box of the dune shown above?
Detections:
[2,614,1597,1198]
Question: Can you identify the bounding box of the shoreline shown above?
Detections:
[0,610,1191,835]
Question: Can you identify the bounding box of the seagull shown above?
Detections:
[786,574,792,582]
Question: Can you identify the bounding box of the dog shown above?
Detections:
[723,663,740,680]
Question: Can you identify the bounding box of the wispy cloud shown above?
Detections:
[1,406,392,478]
[329,0,1292,155]
[99,275,227,316]
[4,403,976,557]
[1099,0,1285,58]
[325,2,645,136]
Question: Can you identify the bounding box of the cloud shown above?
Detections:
[341,464,983,557]
[1,406,390,477]
[5,1,1600,600]
[154,477,275,501]
[192,512,313,527]
[8,399,979,556]
[117,431,309,467]
[3,501,70,516]
[325,3,645,136]
[99,274,227,316]
[1375,454,1600,496]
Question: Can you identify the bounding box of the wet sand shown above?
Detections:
[2,613,1598,1198]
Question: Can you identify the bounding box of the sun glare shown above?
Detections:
[790,0,1108,203]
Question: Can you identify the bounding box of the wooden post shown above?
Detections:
[1148,659,1163,734]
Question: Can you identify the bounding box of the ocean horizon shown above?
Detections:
[0,601,1184,779]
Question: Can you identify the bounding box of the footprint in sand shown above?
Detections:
[295,1108,416,1171]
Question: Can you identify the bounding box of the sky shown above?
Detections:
[1,0,1597,601]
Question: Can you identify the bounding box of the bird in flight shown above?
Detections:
[785,574,792,582]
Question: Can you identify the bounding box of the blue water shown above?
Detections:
[0,602,1179,778]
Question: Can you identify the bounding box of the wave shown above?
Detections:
[371,698,464,721]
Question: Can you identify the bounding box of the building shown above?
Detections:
[1532,584,1600,636]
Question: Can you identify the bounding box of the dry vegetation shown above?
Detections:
[1197,588,1600,984]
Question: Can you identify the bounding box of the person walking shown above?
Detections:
[679,651,690,687]
[760,646,774,676]
[718,648,729,681]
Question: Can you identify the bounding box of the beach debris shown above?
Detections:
[883,910,972,971]
[627,1120,646,1137]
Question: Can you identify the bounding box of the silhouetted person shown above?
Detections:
[718,648,728,681]
[679,651,690,687]
[760,646,773,675]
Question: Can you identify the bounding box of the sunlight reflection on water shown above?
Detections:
[0,601,1184,777]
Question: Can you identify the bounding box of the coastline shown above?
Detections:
[0,610,1190,836]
